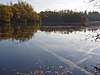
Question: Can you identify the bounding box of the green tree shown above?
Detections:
[39,10,86,23]
[11,1,40,22]
[0,1,40,23]
[0,5,13,22]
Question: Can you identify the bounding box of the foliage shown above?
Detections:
[11,1,40,22]
[0,5,13,22]
[0,1,40,23]
[0,23,40,42]
[0,1,100,23]
[88,11,100,21]
[39,10,87,23]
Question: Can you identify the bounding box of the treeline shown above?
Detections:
[39,10,87,23]
[0,1,100,23]
[39,10,100,23]
[88,11,100,21]
[0,1,40,23]
[0,1,88,23]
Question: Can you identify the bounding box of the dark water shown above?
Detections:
[0,23,100,75]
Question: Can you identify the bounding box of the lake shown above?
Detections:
[0,23,100,75]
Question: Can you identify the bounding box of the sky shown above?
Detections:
[0,0,99,12]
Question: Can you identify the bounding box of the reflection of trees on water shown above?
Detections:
[83,63,100,75]
[83,26,100,42]
[84,33,100,42]
[92,64,100,75]
[40,24,100,34]
[0,23,40,42]
[40,25,82,34]
[0,23,100,42]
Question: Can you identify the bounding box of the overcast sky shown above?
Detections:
[0,0,99,12]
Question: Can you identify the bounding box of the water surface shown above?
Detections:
[0,23,100,75]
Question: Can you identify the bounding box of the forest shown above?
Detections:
[39,10,87,23]
[0,1,100,23]
[39,10,100,22]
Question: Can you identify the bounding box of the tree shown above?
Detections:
[0,1,41,23]
[88,11,100,21]
[0,5,13,23]
[39,10,86,23]
[88,0,100,7]
[11,1,40,22]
